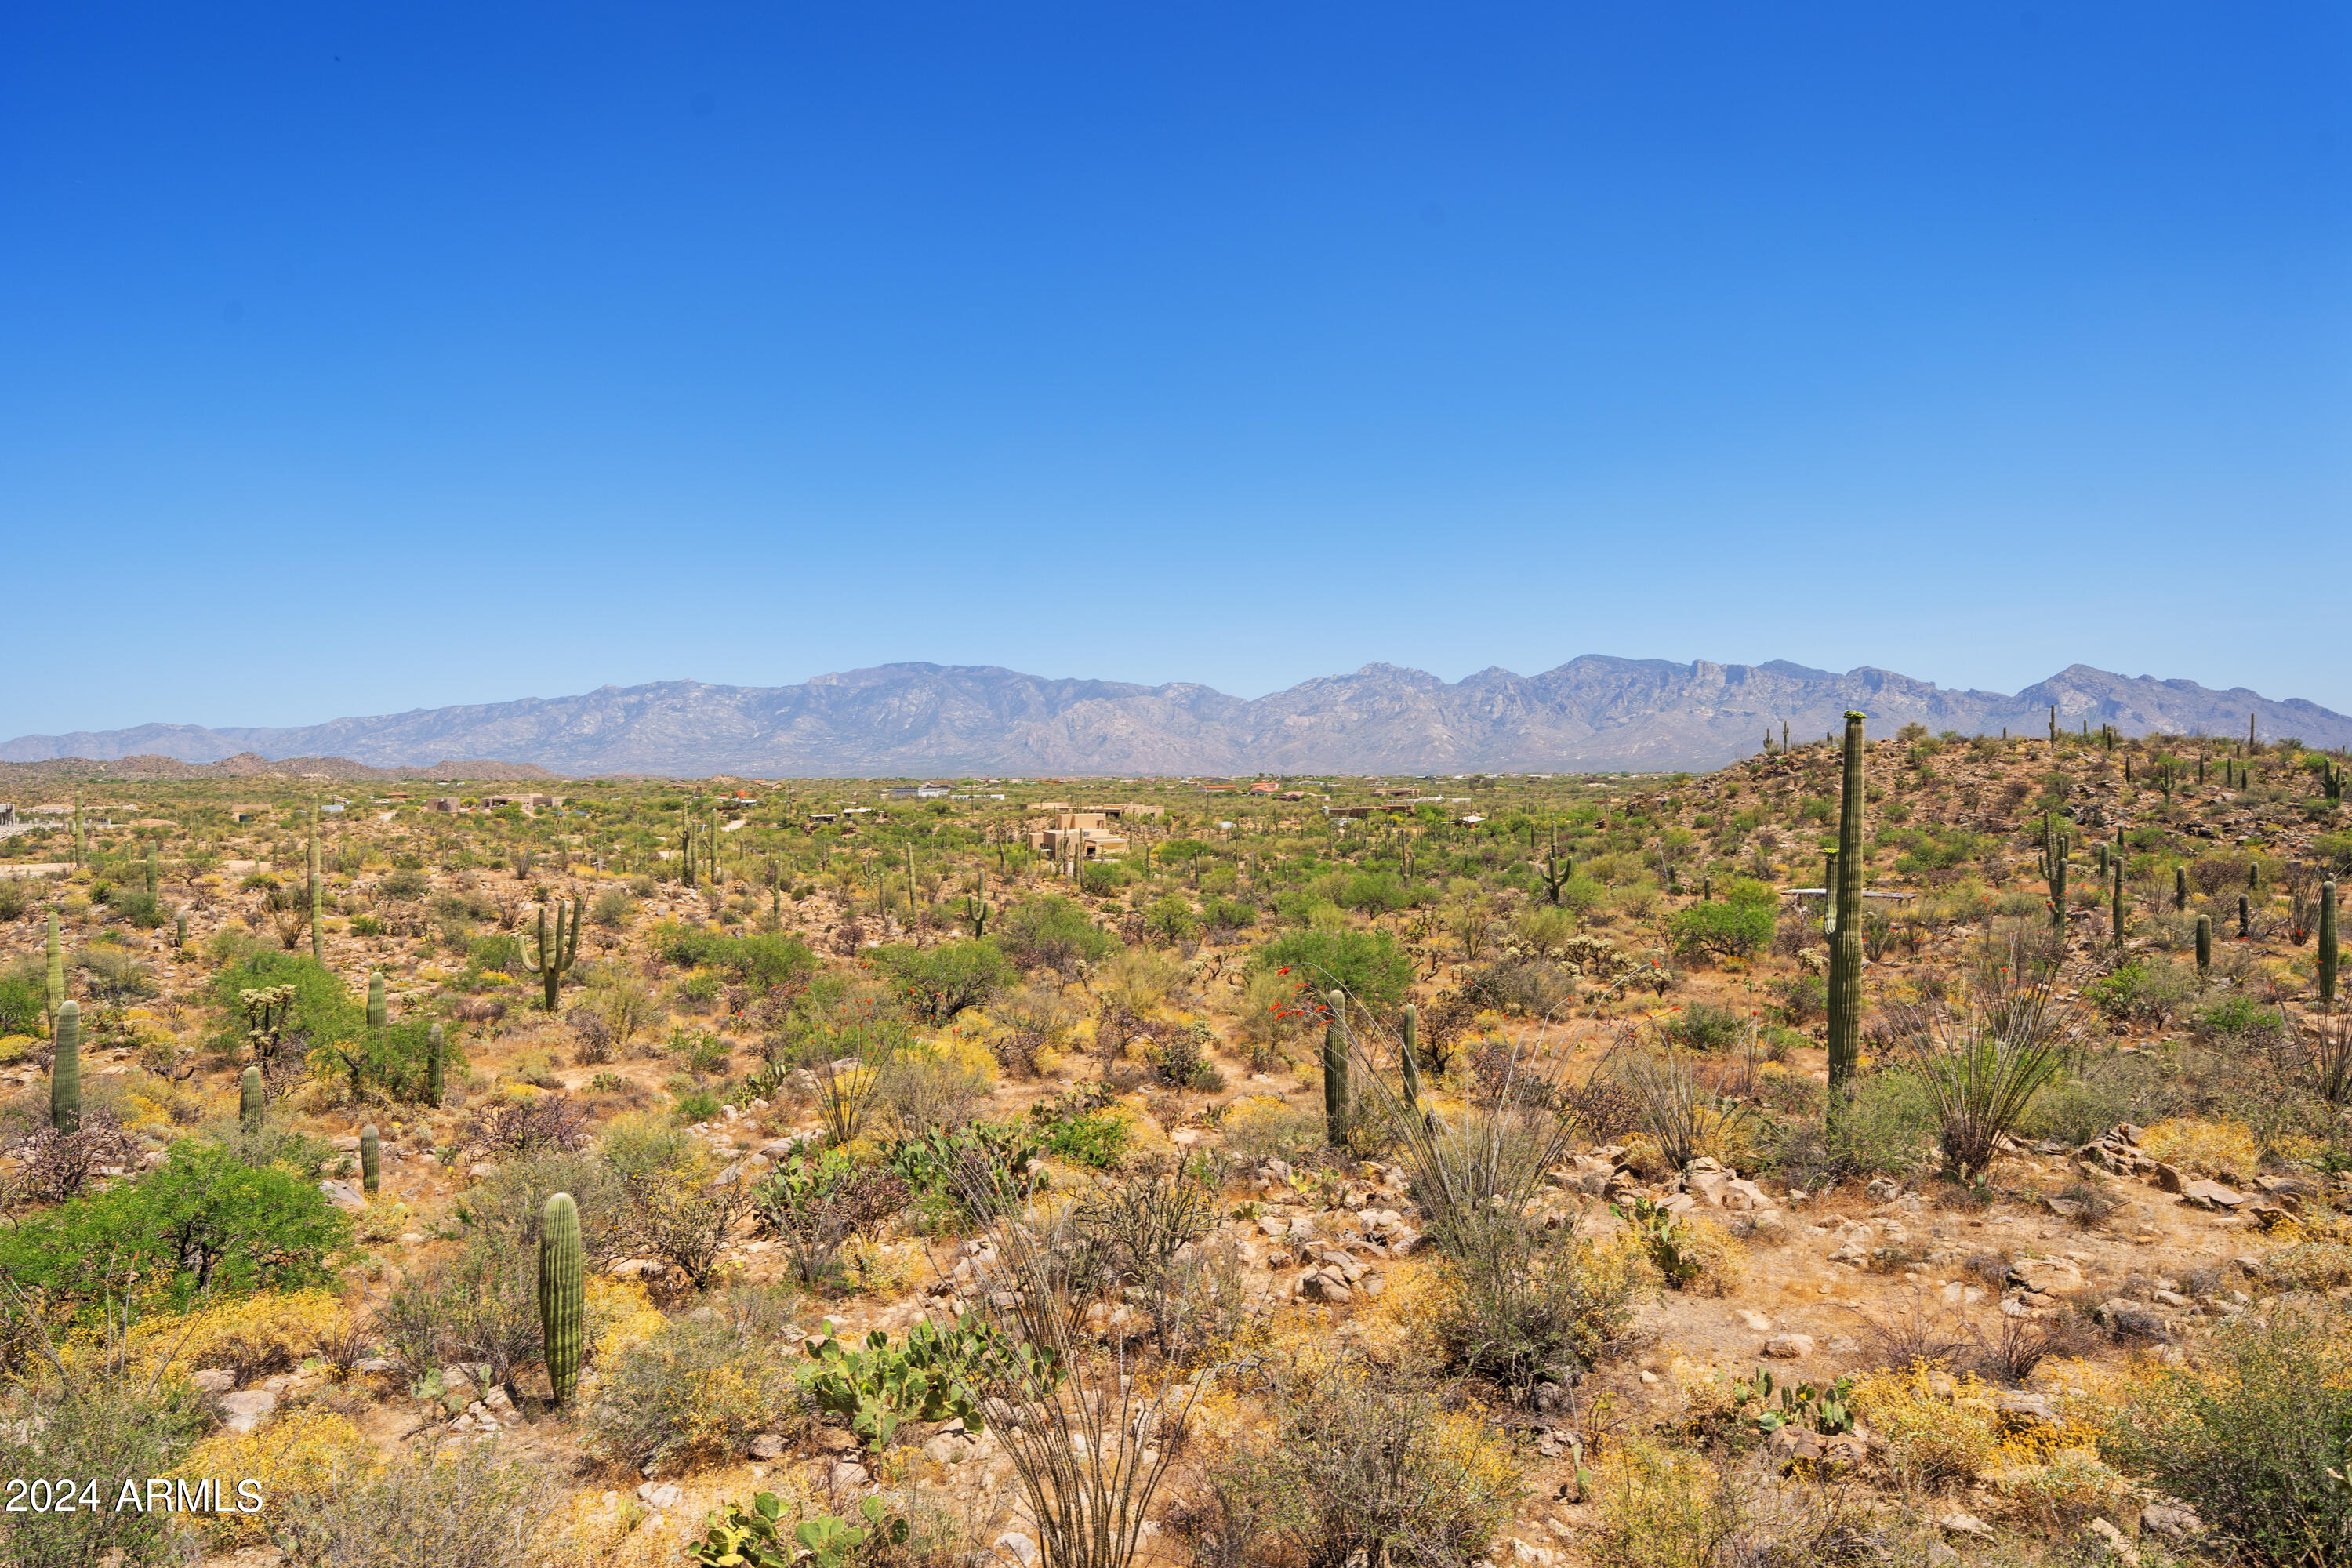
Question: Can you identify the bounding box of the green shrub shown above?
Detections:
[1209,1356,1522,1568]
[2194,993,2290,1047]
[673,1089,722,1124]
[0,964,45,1034]
[585,1314,806,1475]
[1043,1109,1129,1169]
[870,940,1014,1023]
[2104,1299,2352,1566]
[209,950,360,1053]
[1437,1212,1639,1385]
[0,1139,348,1308]
[1659,1002,1745,1051]
[993,895,1115,972]
[653,927,816,992]
[1203,895,1259,929]
[1667,880,1776,960]
[0,1370,205,1567]
[276,1444,550,1568]
[2084,958,2196,1024]
[1249,929,1414,1010]
[1142,895,1203,945]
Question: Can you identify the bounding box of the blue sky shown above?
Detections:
[4,3,2347,736]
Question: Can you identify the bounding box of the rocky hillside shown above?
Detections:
[6,658,2347,776]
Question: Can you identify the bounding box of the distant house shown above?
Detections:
[426,798,464,814]
[486,793,564,810]
[0,805,14,827]
[230,803,267,823]
[1026,812,1128,860]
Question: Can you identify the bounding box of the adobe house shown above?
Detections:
[1025,812,1129,859]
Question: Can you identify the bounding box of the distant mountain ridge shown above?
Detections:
[7,658,2346,777]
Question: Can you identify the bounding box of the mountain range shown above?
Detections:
[7,658,2347,778]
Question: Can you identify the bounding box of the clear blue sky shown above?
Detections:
[5,3,2347,736]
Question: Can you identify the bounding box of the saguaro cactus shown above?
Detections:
[1323,990,1352,1147]
[1824,713,1867,1098]
[367,971,387,1031]
[240,1065,264,1132]
[1538,824,1574,906]
[540,1192,585,1406]
[175,909,187,951]
[2038,818,2069,930]
[426,1022,445,1106]
[45,910,64,1025]
[1399,1003,1423,1108]
[2239,893,2250,940]
[360,1123,380,1195]
[51,1000,80,1133]
[2111,862,2125,949]
[2174,866,2188,913]
[310,804,324,964]
[518,899,581,1012]
[2196,915,2212,975]
[2324,884,2343,1006]
[962,869,993,938]
[144,844,159,898]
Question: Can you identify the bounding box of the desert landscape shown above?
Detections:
[1,713,2346,1566]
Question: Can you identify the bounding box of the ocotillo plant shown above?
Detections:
[2196,915,2212,976]
[51,1000,80,1133]
[517,898,581,1012]
[240,1065,265,1132]
[45,910,63,1026]
[1396,1004,1425,1112]
[1824,713,1867,1099]
[426,1022,445,1106]
[540,1192,585,1406]
[1323,990,1352,1147]
[2324,879,2343,1011]
[360,1123,379,1194]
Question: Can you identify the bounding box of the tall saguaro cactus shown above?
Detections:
[2195,915,2212,975]
[1824,713,1867,1098]
[1538,823,1574,906]
[518,899,581,1012]
[2324,879,2343,1011]
[2111,861,2125,949]
[240,1065,265,1132]
[310,804,324,963]
[539,1192,585,1406]
[2038,816,2069,930]
[45,910,64,1027]
[360,1123,380,1195]
[1323,990,1352,1148]
[51,1000,81,1133]
[367,971,387,1031]
[1398,1003,1423,1108]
